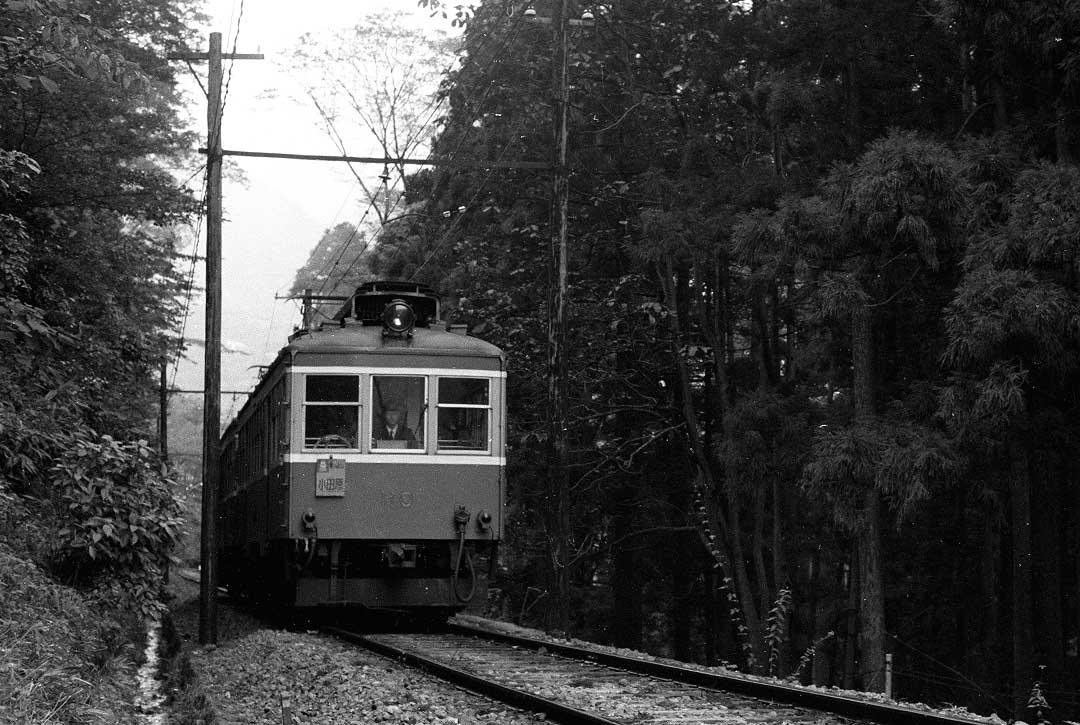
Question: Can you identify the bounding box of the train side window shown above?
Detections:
[303,374,359,450]
[436,378,490,453]
[371,376,425,451]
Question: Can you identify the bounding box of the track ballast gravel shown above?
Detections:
[165,575,544,725]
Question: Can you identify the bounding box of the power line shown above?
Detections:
[280,8,530,305]
[219,0,247,120]
[171,171,208,389]
[411,116,528,279]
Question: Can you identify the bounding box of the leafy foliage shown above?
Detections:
[765,587,792,676]
[51,435,182,617]
[286,0,1080,714]
[0,0,199,630]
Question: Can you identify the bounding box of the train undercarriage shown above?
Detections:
[220,538,497,615]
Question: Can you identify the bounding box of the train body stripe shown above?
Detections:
[289,365,506,377]
[284,453,505,465]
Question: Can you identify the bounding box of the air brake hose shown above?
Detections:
[294,528,318,573]
[452,507,476,603]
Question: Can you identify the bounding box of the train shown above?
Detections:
[216,281,505,617]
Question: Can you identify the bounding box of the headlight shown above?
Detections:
[382,299,416,335]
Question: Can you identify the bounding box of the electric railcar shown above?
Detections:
[217,281,505,615]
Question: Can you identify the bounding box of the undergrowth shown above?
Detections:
[0,485,145,723]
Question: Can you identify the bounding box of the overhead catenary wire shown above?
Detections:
[333,11,532,290]
[304,10,528,300]
[210,7,531,334]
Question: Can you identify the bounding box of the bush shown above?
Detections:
[50,434,184,618]
[0,399,69,498]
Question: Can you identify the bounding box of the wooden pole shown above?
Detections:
[169,33,262,647]
[199,30,223,646]
[546,0,571,634]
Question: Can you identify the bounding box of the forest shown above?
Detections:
[0,0,1077,722]
[291,0,1080,719]
[0,0,197,629]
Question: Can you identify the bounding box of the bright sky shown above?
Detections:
[172,0,461,421]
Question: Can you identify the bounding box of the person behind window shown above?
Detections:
[374,400,418,448]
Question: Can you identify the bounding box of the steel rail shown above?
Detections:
[325,627,621,725]
[445,622,984,725]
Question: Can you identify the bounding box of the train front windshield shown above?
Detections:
[371,375,425,450]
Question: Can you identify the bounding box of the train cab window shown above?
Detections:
[436,378,490,453]
[303,375,359,449]
[371,376,425,451]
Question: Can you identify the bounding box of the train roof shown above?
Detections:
[223,321,503,436]
[285,321,504,357]
[224,282,504,432]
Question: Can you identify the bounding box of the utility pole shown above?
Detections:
[169,32,262,646]
[527,0,592,633]
[550,0,569,447]
[201,30,224,648]
[548,0,571,634]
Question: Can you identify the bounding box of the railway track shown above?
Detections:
[326,621,983,725]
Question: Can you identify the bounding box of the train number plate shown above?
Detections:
[315,458,346,497]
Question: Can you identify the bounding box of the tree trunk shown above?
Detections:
[1033,461,1064,699]
[852,302,886,692]
[657,258,762,669]
[1028,462,1062,700]
[978,497,1004,708]
[729,500,766,669]
[843,558,859,690]
[772,477,790,675]
[753,482,771,632]
[857,490,886,691]
[1074,461,1080,703]
[612,492,643,650]
[991,75,1008,134]
[705,567,719,665]
[672,533,694,661]
[750,288,775,389]
[546,485,571,634]
[1009,437,1034,717]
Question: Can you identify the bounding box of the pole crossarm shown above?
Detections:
[167,52,265,61]
[200,147,551,170]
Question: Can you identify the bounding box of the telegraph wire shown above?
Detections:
[288,6,525,302]
[328,10,530,291]
[219,0,247,120]
[170,168,209,390]
[241,7,532,323]
[293,183,367,302]
[410,117,527,279]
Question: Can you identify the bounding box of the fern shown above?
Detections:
[765,588,792,676]
[787,630,835,684]
[1027,670,1051,723]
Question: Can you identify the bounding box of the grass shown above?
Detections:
[0,489,145,724]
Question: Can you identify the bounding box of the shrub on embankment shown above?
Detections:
[0,480,154,722]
